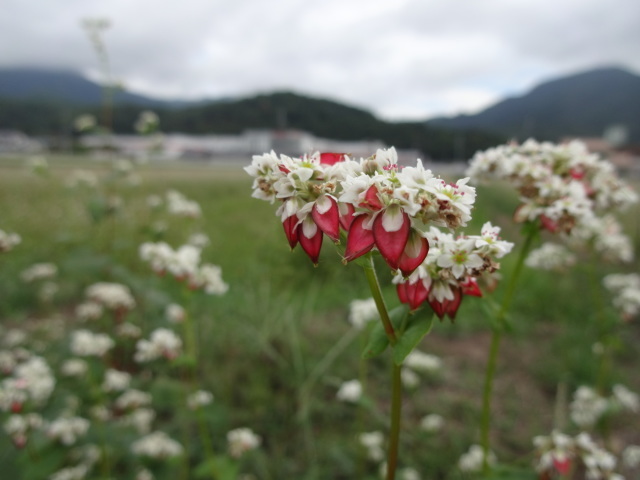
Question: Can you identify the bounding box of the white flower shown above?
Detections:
[134,328,182,363]
[348,298,378,329]
[336,379,362,403]
[166,190,201,218]
[61,359,88,377]
[570,386,608,428]
[611,384,639,412]
[132,431,183,458]
[102,369,131,393]
[359,431,384,462]
[459,444,496,472]
[622,445,640,469]
[71,330,114,357]
[47,416,90,445]
[20,263,57,283]
[187,390,214,410]
[85,282,135,311]
[526,242,577,271]
[49,464,89,480]
[165,304,186,324]
[227,427,261,458]
[75,302,104,322]
[401,368,420,388]
[119,408,155,434]
[115,389,152,410]
[0,229,21,253]
[404,351,442,373]
[420,414,444,432]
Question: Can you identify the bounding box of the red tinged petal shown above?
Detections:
[339,202,355,231]
[429,298,447,320]
[553,457,571,476]
[445,288,463,321]
[319,152,347,165]
[373,207,410,270]
[398,229,429,277]
[408,281,429,311]
[278,164,290,174]
[344,214,375,262]
[312,196,340,242]
[461,277,482,297]
[360,185,383,211]
[396,282,409,304]
[540,215,559,233]
[297,221,323,265]
[282,215,299,249]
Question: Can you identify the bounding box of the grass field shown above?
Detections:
[1,154,639,479]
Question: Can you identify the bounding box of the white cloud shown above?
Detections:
[1,0,639,119]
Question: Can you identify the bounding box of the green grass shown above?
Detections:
[1,155,639,479]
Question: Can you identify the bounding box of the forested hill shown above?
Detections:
[428,67,640,143]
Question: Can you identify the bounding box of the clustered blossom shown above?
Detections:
[166,190,201,218]
[567,214,634,264]
[85,282,136,312]
[139,242,228,295]
[603,273,640,320]
[0,355,56,412]
[420,414,444,433]
[526,242,577,271]
[3,413,43,448]
[75,301,104,322]
[534,431,623,479]
[0,228,21,253]
[186,390,214,410]
[70,330,115,357]
[131,431,183,458]
[359,431,385,462]
[348,298,378,330]
[467,139,638,236]
[165,303,186,324]
[570,385,639,429]
[20,262,58,283]
[336,379,363,403]
[227,427,261,458]
[458,444,497,472]
[393,223,513,320]
[115,389,152,411]
[134,328,182,363]
[245,148,476,270]
[66,169,99,189]
[102,369,132,393]
[402,350,443,389]
[47,416,91,445]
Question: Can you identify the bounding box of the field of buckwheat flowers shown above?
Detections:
[1,144,640,480]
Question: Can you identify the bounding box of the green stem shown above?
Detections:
[386,363,403,480]
[363,255,397,346]
[480,224,537,473]
[361,255,402,480]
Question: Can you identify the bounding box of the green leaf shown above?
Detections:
[361,305,408,359]
[194,456,239,480]
[393,313,434,365]
[362,321,389,359]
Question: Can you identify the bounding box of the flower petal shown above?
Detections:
[319,152,347,165]
[344,214,375,262]
[312,196,340,242]
[361,185,383,211]
[298,218,323,265]
[398,230,429,277]
[282,215,299,249]
[373,206,410,270]
[339,202,356,231]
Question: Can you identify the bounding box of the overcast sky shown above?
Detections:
[1,0,639,120]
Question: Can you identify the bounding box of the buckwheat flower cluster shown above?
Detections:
[0,355,56,412]
[119,408,155,434]
[166,190,201,218]
[47,416,90,445]
[61,359,88,377]
[458,444,496,472]
[85,282,136,312]
[567,214,634,263]
[534,431,623,479]
[115,389,152,411]
[394,223,513,320]
[132,431,183,458]
[245,148,477,269]
[186,390,214,410]
[139,242,228,295]
[165,303,186,324]
[20,262,57,283]
[227,427,261,458]
[525,242,577,271]
[75,302,104,322]
[420,413,445,433]
[336,379,362,403]
[467,139,638,235]
[70,330,114,357]
[570,386,609,428]
[66,169,99,189]
[134,328,182,363]
[3,413,43,448]
[0,228,21,253]
[348,298,378,330]
[603,273,640,320]
[102,369,131,393]
[359,431,385,462]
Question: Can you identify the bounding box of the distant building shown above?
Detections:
[0,130,45,154]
